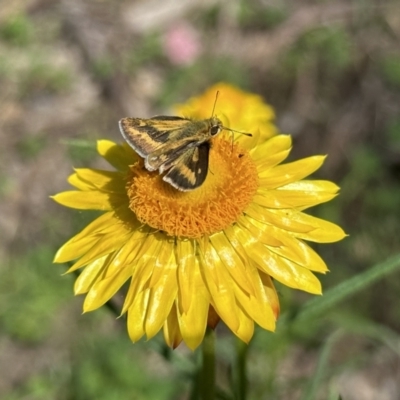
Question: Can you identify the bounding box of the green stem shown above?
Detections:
[235,338,248,400]
[200,327,216,400]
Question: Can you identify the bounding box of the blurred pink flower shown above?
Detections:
[164,23,202,66]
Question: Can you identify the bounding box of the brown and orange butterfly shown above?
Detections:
[119,97,251,192]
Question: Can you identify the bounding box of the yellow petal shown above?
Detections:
[245,203,315,234]
[127,289,149,342]
[67,228,131,272]
[103,231,148,279]
[233,305,254,343]
[277,257,323,294]
[198,237,240,333]
[74,254,110,294]
[251,134,292,162]
[280,180,340,193]
[248,206,345,243]
[83,262,133,312]
[230,224,322,293]
[259,272,280,318]
[163,304,183,349]
[277,211,347,243]
[233,271,276,331]
[97,140,137,171]
[56,234,100,265]
[254,188,338,209]
[252,193,288,209]
[238,217,311,267]
[176,240,197,313]
[259,156,326,188]
[177,292,209,350]
[120,281,136,317]
[120,234,164,314]
[209,232,257,297]
[256,148,292,172]
[145,259,178,339]
[74,168,127,193]
[54,210,135,263]
[175,241,210,350]
[147,240,175,289]
[238,215,283,247]
[293,240,329,273]
[51,190,123,210]
[239,216,328,271]
[122,239,178,338]
[68,173,95,190]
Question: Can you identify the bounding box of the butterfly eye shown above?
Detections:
[210,125,220,136]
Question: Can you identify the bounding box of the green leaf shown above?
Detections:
[300,330,343,400]
[280,254,400,326]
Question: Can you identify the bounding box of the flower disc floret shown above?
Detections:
[126,137,258,238]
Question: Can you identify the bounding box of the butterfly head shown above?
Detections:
[209,116,223,137]
[209,116,253,140]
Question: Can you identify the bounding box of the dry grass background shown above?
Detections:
[1,1,400,399]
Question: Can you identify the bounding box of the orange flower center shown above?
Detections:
[126,137,258,238]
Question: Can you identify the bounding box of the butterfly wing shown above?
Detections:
[147,139,201,172]
[163,142,210,191]
[119,116,191,158]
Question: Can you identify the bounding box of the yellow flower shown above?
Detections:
[176,82,278,141]
[52,83,346,350]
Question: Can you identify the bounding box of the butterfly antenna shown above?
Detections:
[211,91,219,117]
[224,127,253,137]
[211,90,252,152]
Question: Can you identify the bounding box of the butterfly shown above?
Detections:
[119,98,252,192]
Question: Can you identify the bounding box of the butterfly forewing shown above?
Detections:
[119,116,192,157]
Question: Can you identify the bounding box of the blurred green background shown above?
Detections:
[1,1,400,399]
